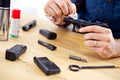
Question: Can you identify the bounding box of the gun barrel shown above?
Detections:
[63,17,108,28]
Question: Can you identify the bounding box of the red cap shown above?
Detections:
[11,9,21,19]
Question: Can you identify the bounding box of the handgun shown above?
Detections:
[63,17,108,33]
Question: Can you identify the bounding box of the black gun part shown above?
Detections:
[22,20,36,31]
[63,17,108,34]
[5,44,27,61]
[34,57,61,75]
[39,29,57,40]
[38,40,57,51]
[63,17,108,28]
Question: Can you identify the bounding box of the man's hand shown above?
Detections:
[79,26,120,58]
[44,0,76,25]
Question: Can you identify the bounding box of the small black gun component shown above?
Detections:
[38,40,57,51]
[39,29,57,39]
[34,57,61,75]
[5,44,27,61]
[22,20,36,31]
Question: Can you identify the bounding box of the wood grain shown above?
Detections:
[0,13,120,80]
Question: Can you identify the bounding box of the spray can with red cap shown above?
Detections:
[10,9,21,38]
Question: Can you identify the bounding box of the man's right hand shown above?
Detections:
[44,0,76,26]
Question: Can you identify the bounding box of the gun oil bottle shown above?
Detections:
[10,9,21,38]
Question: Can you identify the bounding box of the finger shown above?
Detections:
[49,2,63,17]
[84,40,108,48]
[66,1,76,14]
[44,4,57,17]
[54,0,69,16]
[79,25,110,33]
[84,33,110,42]
[89,47,113,58]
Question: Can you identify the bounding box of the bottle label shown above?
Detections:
[10,19,20,38]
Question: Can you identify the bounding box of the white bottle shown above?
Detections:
[10,9,21,38]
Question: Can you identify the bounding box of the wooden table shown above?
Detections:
[0,13,120,80]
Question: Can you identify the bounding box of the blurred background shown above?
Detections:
[11,0,48,19]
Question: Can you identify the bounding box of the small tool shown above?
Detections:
[69,55,87,62]
[69,64,118,72]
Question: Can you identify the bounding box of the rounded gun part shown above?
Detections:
[22,20,36,31]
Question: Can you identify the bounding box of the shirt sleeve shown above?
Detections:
[70,0,82,8]
[70,0,83,13]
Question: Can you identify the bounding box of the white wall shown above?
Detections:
[11,0,48,19]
